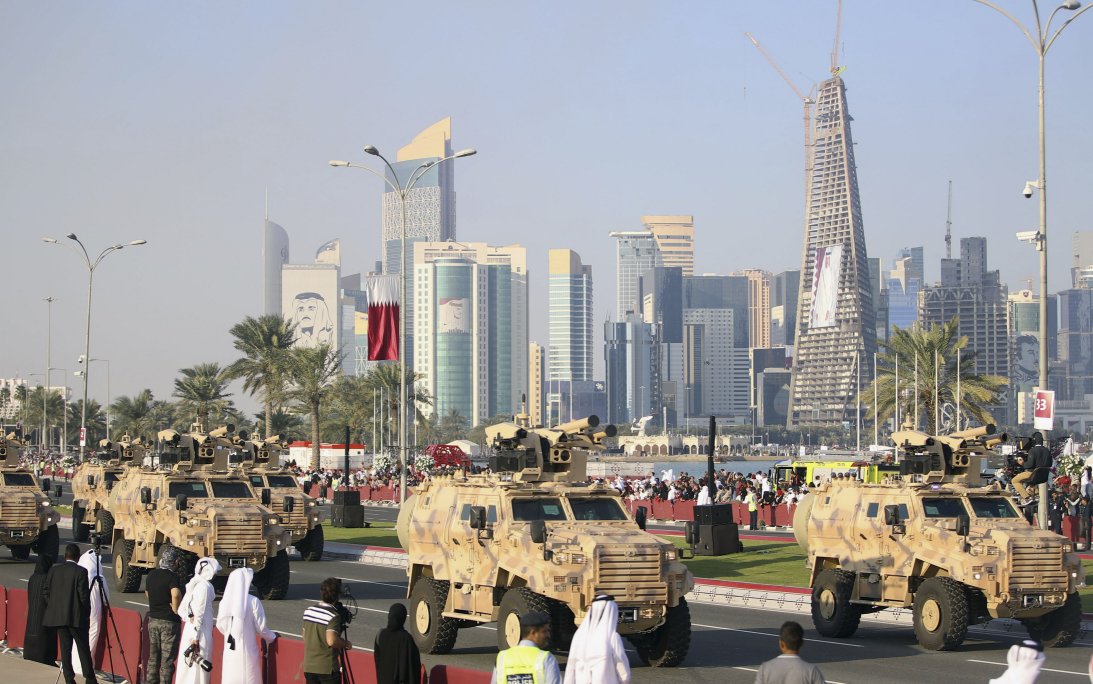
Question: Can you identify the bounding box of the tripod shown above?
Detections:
[89,538,134,684]
[334,624,356,684]
[334,586,358,684]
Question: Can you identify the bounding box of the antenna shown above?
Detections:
[945,180,953,259]
[831,0,844,75]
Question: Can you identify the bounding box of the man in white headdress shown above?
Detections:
[563,595,630,684]
[175,557,221,684]
[74,548,108,674]
[215,567,277,684]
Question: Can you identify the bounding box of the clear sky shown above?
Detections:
[2,1,1090,415]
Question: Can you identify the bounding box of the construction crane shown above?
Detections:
[945,180,953,259]
[743,31,815,206]
[831,0,844,75]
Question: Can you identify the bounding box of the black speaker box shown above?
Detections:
[693,504,733,526]
[333,490,361,506]
[332,504,364,528]
[693,522,742,556]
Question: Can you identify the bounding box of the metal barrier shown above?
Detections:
[95,605,144,682]
[429,663,492,684]
[6,587,28,649]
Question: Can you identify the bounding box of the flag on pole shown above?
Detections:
[365,275,400,361]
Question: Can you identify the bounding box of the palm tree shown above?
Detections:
[253,409,304,441]
[110,389,166,441]
[173,362,232,427]
[859,317,1007,434]
[361,364,433,447]
[67,399,106,448]
[225,315,296,439]
[284,344,344,468]
[437,409,468,444]
[23,386,67,446]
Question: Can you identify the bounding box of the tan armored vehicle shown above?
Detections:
[105,424,292,599]
[0,433,60,560]
[235,434,324,560]
[794,425,1084,650]
[397,415,694,667]
[71,435,146,543]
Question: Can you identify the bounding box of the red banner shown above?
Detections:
[366,275,400,361]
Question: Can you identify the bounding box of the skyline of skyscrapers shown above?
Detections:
[547,249,594,384]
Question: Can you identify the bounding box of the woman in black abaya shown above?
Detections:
[23,552,58,665]
[373,603,421,684]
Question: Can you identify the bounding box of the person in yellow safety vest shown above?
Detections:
[745,486,759,530]
[490,611,560,684]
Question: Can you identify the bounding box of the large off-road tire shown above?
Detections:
[71,501,90,542]
[811,569,861,638]
[550,600,577,651]
[1024,592,1082,647]
[32,524,59,559]
[629,597,692,668]
[112,536,144,593]
[254,550,290,600]
[965,587,990,625]
[96,509,115,540]
[497,587,554,652]
[294,525,324,561]
[913,577,969,651]
[409,578,459,654]
[157,542,198,586]
[9,544,31,560]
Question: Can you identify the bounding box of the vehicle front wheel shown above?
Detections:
[294,524,324,561]
[497,587,554,652]
[9,544,31,560]
[811,569,861,638]
[71,502,90,542]
[630,597,691,667]
[409,578,458,654]
[1024,592,1081,647]
[913,577,969,650]
[112,536,143,593]
[254,550,290,600]
[32,524,59,559]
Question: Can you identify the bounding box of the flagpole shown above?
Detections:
[956,347,962,431]
[874,353,878,446]
[856,351,861,452]
[895,356,900,430]
[934,350,940,434]
[914,355,919,431]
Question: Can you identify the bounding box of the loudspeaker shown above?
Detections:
[693,504,733,526]
[333,490,360,506]
[692,522,742,556]
[332,504,364,528]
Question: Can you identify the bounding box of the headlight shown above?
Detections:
[1062,543,1073,553]
[663,548,677,561]
[268,516,280,525]
[570,553,586,564]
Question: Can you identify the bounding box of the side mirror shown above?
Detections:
[175,493,189,511]
[261,488,271,506]
[140,487,152,505]
[635,506,648,531]
[88,475,95,486]
[283,496,295,513]
[957,513,970,538]
[529,519,547,545]
[884,505,901,526]
[469,506,486,530]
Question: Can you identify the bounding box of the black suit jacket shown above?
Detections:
[42,560,91,629]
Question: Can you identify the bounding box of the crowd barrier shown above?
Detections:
[0,582,484,684]
[624,498,797,528]
[303,484,401,502]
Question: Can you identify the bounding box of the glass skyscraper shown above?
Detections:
[548,249,593,383]
[610,230,660,318]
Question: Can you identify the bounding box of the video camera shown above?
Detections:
[335,585,357,627]
[183,642,213,672]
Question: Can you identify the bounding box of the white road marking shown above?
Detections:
[336,577,406,590]
[692,622,863,649]
[125,600,148,607]
[967,659,1089,677]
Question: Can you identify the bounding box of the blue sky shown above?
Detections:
[2,1,1090,412]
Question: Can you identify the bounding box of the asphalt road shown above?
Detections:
[2,527,1091,684]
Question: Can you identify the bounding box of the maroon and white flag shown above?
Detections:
[365,275,400,361]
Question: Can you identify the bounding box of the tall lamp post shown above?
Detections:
[49,367,69,451]
[28,373,45,448]
[330,146,476,503]
[42,296,55,452]
[973,0,1089,530]
[43,234,146,459]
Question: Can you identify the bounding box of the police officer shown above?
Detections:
[490,611,560,684]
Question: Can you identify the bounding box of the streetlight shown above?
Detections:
[330,145,476,503]
[43,234,146,459]
[42,296,55,453]
[973,0,1089,530]
[28,373,45,449]
[49,367,69,451]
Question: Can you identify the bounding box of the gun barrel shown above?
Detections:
[592,425,618,440]
[208,424,235,439]
[553,415,600,433]
[951,424,996,440]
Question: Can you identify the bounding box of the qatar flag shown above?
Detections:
[365,275,400,361]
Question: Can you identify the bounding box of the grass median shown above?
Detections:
[322,522,402,548]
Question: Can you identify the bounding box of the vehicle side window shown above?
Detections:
[922,498,967,518]
[487,505,498,523]
[459,503,472,522]
[899,504,909,520]
[250,476,264,488]
[866,502,879,518]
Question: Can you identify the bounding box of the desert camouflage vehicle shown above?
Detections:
[0,433,60,560]
[794,424,1085,650]
[234,434,324,560]
[71,435,147,543]
[105,423,292,598]
[397,415,694,667]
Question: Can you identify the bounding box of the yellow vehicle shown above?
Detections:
[71,436,146,543]
[775,453,901,486]
[0,433,60,560]
[397,415,693,667]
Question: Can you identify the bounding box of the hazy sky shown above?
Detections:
[2,1,1090,416]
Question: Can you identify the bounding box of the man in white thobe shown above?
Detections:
[174,557,221,684]
[563,595,631,684]
[74,549,108,673]
[215,568,277,684]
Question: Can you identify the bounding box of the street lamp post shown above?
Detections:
[43,234,146,459]
[49,367,68,451]
[43,296,54,453]
[29,373,45,448]
[974,0,1089,530]
[330,146,475,504]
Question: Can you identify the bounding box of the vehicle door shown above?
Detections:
[854,496,886,599]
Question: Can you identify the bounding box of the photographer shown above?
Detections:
[303,578,353,684]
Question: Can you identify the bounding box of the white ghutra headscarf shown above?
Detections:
[178,557,220,617]
[217,567,254,646]
[564,595,631,684]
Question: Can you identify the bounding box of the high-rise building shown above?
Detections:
[682,309,750,422]
[529,342,545,426]
[887,248,924,334]
[684,275,750,349]
[740,269,771,349]
[641,215,694,276]
[610,230,661,318]
[548,249,593,384]
[771,270,800,347]
[413,242,528,426]
[868,257,889,344]
[1074,231,1093,288]
[604,315,655,425]
[1058,288,1093,400]
[639,267,683,344]
[263,220,289,316]
[788,75,876,428]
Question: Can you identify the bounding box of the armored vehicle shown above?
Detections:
[794,425,1084,650]
[235,434,324,560]
[0,433,60,560]
[71,435,146,543]
[105,424,292,599]
[397,415,694,667]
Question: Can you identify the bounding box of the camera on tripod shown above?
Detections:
[183,642,213,672]
[335,585,357,626]
[89,531,105,550]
